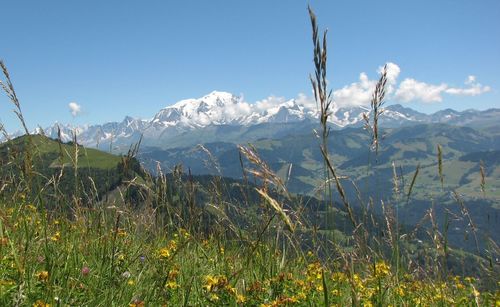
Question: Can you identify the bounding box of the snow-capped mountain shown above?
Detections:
[2,91,498,150]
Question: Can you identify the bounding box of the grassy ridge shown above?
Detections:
[0,134,122,170]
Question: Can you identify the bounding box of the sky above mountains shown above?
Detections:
[1,0,499,131]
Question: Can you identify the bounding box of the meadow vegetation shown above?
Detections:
[0,7,498,306]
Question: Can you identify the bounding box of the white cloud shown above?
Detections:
[395,79,448,103]
[223,98,252,119]
[254,96,287,113]
[329,62,401,108]
[309,62,491,106]
[379,62,401,94]
[465,75,476,85]
[295,93,316,109]
[68,102,81,117]
[445,75,491,96]
[378,62,401,86]
[332,72,377,107]
[395,75,491,103]
[241,64,489,111]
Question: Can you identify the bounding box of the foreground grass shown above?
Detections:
[1,200,498,306]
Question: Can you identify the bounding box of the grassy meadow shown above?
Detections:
[1,7,499,307]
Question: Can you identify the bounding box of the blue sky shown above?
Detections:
[1,0,499,131]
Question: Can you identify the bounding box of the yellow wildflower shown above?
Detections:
[0,280,15,286]
[374,261,390,278]
[33,300,50,307]
[50,231,61,242]
[209,293,219,301]
[472,286,480,298]
[236,294,246,304]
[36,271,49,282]
[165,280,179,289]
[129,300,144,307]
[396,285,405,296]
[332,272,347,283]
[117,228,127,237]
[158,247,170,258]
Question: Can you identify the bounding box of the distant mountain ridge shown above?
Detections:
[3,91,499,150]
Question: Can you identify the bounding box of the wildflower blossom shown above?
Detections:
[32,300,50,307]
[373,261,390,278]
[129,299,144,307]
[158,240,177,259]
[81,266,90,276]
[36,271,49,282]
[117,228,127,237]
[236,293,246,304]
[50,231,61,242]
[165,280,179,289]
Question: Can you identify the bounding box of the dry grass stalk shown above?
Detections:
[452,190,480,253]
[1,60,35,188]
[363,65,388,155]
[0,122,10,141]
[0,60,30,136]
[427,206,444,255]
[406,163,420,205]
[479,159,486,196]
[238,144,290,199]
[255,188,295,233]
[437,144,444,189]
[381,200,394,249]
[392,161,399,197]
[196,144,222,176]
[308,6,332,147]
[319,146,357,229]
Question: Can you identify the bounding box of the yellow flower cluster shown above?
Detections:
[373,261,390,278]
[158,240,177,259]
[203,275,237,303]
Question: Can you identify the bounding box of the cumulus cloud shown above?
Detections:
[395,79,448,103]
[68,102,81,117]
[332,72,376,107]
[254,96,288,113]
[329,62,401,108]
[379,62,401,94]
[295,93,316,109]
[305,62,490,106]
[223,98,252,119]
[395,75,491,103]
[444,75,491,96]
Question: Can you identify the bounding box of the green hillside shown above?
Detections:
[0,134,122,168]
[0,134,137,204]
[139,123,500,198]
[138,123,500,253]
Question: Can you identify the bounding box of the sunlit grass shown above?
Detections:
[1,201,497,306]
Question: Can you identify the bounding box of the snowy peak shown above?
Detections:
[4,91,497,150]
[153,91,244,127]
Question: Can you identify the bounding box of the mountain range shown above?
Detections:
[4,91,497,150]
[2,91,498,255]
